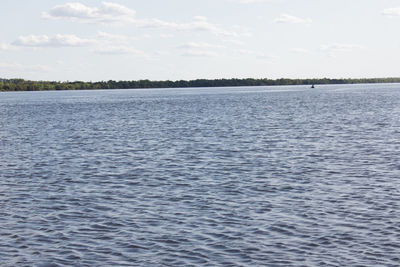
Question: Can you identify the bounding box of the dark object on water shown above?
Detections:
[311,84,315,88]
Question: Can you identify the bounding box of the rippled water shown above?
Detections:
[1,84,400,266]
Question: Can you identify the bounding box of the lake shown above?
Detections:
[1,84,400,266]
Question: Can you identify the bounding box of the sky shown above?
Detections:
[2,0,400,81]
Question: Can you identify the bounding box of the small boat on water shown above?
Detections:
[311,84,315,88]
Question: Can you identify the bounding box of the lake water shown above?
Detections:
[1,84,400,266]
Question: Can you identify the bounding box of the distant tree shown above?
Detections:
[1,77,400,91]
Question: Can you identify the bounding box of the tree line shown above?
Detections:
[1,77,400,92]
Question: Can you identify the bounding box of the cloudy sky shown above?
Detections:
[2,0,400,81]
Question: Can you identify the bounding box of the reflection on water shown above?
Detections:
[1,84,400,266]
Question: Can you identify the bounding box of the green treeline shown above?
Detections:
[1,77,400,92]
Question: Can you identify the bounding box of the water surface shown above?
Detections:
[1,84,400,266]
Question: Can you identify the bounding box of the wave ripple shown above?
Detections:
[1,85,400,266]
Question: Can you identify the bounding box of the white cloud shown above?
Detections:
[177,42,225,49]
[236,49,277,61]
[320,43,364,53]
[237,49,254,55]
[275,14,312,24]
[320,43,364,57]
[232,25,252,37]
[11,32,149,58]
[137,16,237,36]
[290,48,310,54]
[93,45,148,57]
[13,34,95,47]
[96,31,137,43]
[185,18,236,36]
[382,7,400,16]
[42,2,135,24]
[237,0,264,3]
[193,16,208,22]
[100,2,135,16]
[226,0,265,3]
[224,39,245,46]
[43,3,236,36]
[178,42,224,58]
[0,43,17,51]
[256,53,278,61]
[182,50,219,57]
[159,34,174,38]
[0,62,51,72]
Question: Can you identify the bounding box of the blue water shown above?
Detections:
[1,84,400,266]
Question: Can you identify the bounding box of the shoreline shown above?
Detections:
[1,77,400,92]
